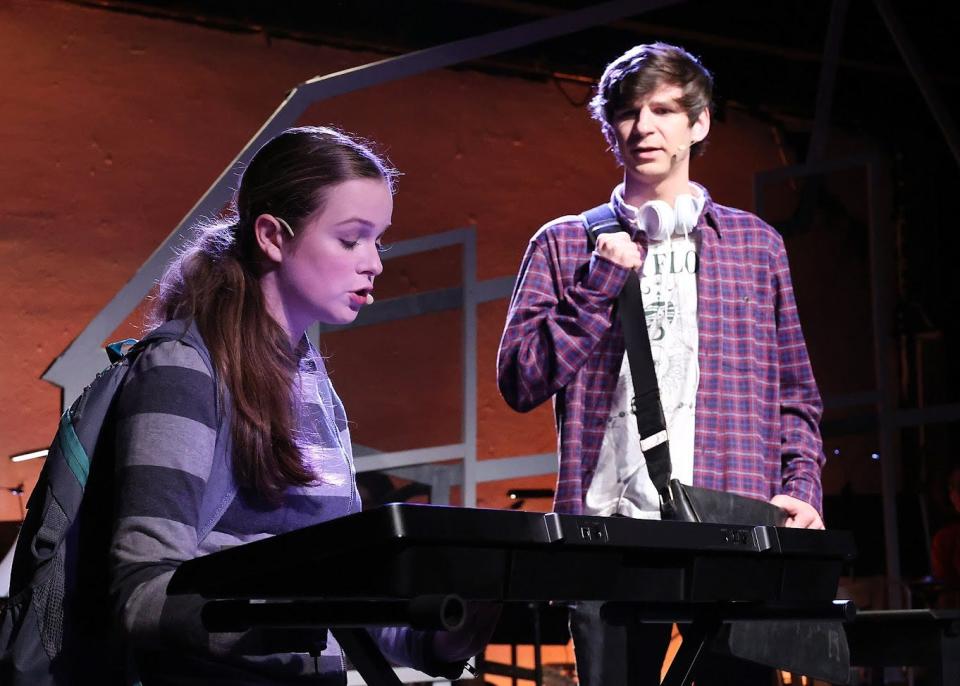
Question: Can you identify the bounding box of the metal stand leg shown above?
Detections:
[532,602,543,686]
[934,625,960,686]
[659,618,720,686]
[333,628,403,686]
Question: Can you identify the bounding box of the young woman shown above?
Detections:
[109,126,490,684]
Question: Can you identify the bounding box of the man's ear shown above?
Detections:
[254,214,287,265]
[691,107,711,144]
[601,122,624,164]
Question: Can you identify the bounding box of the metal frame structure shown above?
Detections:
[749,0,960,610]
[317,225,559,511]
[755,153,899,602]
[43,0,683,407]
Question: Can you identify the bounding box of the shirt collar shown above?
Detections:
[697,184,722,239]
[296,334,326,375]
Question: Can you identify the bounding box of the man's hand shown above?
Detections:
[770,494,824,529]
[595,231,642,270]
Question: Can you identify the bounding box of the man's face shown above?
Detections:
[609,81,710,187]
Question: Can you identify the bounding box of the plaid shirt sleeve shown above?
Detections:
[497,221,630,412]
[770,234,825,511]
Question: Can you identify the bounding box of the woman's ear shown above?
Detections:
[253,214,287,265]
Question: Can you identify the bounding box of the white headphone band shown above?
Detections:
[638,193,702,240]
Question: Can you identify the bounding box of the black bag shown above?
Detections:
[661,479,787,527]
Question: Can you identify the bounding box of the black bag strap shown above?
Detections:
[581,204,673,493]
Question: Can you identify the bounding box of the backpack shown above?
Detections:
[0,320,237,685]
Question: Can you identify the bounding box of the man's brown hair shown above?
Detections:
[590,42,714,160]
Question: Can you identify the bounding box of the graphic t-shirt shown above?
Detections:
[585,185,703,518]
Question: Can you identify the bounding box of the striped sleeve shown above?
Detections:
[109,339,219,651]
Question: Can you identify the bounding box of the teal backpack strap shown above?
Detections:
[54,410,91,488]
[105,339,138,364]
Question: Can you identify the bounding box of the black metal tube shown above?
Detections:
[601,599,857,625]
[201,594,466,632]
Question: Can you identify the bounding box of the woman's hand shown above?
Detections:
[432,602,503,662]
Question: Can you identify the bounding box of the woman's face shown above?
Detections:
[262,177,393,338]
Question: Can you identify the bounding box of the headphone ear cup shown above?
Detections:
[674,194,699,233]
[639,200,674,241]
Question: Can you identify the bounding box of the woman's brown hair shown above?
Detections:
[150,126,397,502]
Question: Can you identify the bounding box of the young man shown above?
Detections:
[497,43,826,685]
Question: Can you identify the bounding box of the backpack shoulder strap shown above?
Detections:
[580,203,621,250]
[579,204,674,492]
[133,320,211,369]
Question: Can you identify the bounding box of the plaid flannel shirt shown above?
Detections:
[496,187,825,515]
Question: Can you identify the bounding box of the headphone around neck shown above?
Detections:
[637,193,702,241]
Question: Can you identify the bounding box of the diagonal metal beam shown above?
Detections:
[43,0,685,408]
[807,0,848,163]
[873,0,960,169]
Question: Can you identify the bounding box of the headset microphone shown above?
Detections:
[365,293,375,305]
[669,143,688,163]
